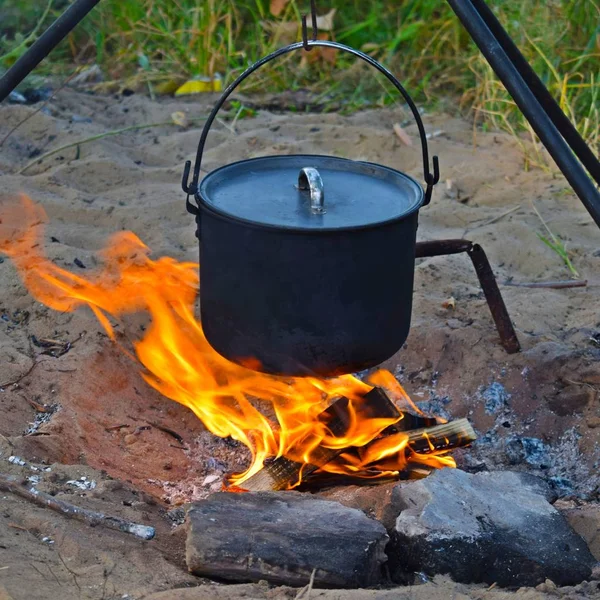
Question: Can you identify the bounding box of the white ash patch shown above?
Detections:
[66,476,97,491]
[6,455,51,472]
[25,403,60,435]
[148,474,223,506]
[481,382,511,415]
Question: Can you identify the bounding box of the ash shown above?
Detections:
[148,431,252,505]
[481,382,511,415]
[465,420,599,500]
[66,476,97,491]
[25,403,60,435]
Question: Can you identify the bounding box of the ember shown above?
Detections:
[0,195,474,488]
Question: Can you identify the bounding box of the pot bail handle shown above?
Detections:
[182,41,440,206]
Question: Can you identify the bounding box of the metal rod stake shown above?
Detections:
[415,239,521,354]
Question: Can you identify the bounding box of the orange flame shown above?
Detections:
[0,195,455,486]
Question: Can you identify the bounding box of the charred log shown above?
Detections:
[237,387,476,492]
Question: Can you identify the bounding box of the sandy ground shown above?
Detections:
[0,89,599,599]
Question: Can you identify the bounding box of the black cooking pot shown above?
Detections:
[182,40,440,377]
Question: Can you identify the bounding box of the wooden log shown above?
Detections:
[186,491,389,588]
[301,420,476,489]
[406,419,477,453]
[365,386,437,432]
[237,384,476,492]
[238,387,403,492]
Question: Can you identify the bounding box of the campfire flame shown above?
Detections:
[0,196,455,487]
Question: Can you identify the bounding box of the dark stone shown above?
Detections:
[387,469,595,588]
[23,87,53,103]
[186,491,388,588]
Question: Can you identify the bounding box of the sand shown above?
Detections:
[0,89,599,599]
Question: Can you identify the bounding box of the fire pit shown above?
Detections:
[1,2,599,597]
[0,196,476,491]
[0,0,546,532]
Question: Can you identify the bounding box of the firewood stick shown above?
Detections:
[239,388,450,492]
[239,397,352,492]
[239,388,402,492]
[365,387,437,432]
[0,473,155,540]
[241,411,476,492]
[504,279,588,289]
[407,419,477,454]
[406,418,476,453]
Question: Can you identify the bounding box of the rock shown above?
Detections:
[547,476,575,497]
[8,90,26,104]
[387,469,595,587]
[535,579,557,593]
[186,491,388,588]
[558,502,600,561]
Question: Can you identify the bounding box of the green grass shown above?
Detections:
[531,200,580,277]
[1,0,599,159]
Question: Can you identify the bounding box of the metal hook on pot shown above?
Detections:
[302,0,318,51]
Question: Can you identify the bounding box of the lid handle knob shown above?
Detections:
[298,167,325,214]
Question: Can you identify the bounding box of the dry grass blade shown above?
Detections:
[531,201,580,278]
[0,68,81,147]
[295,568,316,599]
[18,117,207,174]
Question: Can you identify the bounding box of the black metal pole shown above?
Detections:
[446,0,600,228]
[0,0,102,103]
[470,0,600,186]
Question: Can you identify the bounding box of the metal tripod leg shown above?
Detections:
[415,239,521,354]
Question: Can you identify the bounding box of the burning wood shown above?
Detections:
[1,197,476,492]
[238,387,476,492]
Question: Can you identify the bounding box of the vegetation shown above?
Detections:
[1,0,599,159]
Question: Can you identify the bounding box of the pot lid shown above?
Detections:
[198,155,423,231]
